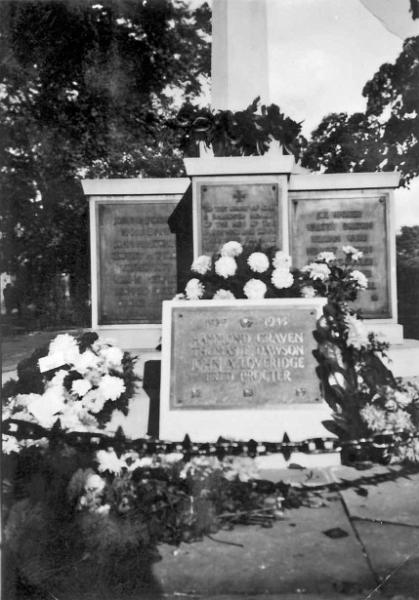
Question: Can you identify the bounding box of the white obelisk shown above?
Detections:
[211,0,271,111]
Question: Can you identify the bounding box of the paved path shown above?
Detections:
[151,465,419,599]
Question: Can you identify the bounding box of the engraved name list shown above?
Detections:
[170,303,321,409]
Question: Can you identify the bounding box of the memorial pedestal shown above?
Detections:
[159,298,331,442]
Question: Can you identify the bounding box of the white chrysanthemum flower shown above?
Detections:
[160,452,183,465]
[273,251,291,269]
[345,314,369,349]
[49,333,80,365]
[185,278,205,300]
[13,393,42,411]
[271,268,294,289]
[67,403,98,430]
[215,256,237,278]
[72,378,93,397]
[223,457,260,482]
[96,504,111,515]
[385,399,398,412]
[393,390,412,408]
[213,289,235,300]
[96,449,123,474]
[387,410,413,431]
[85,473,106,492]
[302,262,331,281]
[73,350,101,374]
[27,392,64,428]
[57,404,84,430]
[191,254,212,275]
[350,270,368,289]
[243,278,267,299]
[100,346,124,370]
[98,375,125,401]
[49,369,68,388]
[301,285,316,298]
[83,390,107,414]
[316,251,336,264]
[2,434,20,454]
[360,404,387,432]
[220,241,243,257]
[343,245,363,261]
[247,252,270,273]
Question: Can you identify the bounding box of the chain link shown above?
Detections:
[3,418,419,458]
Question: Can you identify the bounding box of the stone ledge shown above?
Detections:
[385,338,419,378]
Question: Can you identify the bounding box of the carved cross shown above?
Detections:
[233,189,247,203]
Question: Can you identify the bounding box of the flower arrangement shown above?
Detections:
[181,241,369,303]
[2,332,138,453]
[180,241,419,463]
[2,243,419,597]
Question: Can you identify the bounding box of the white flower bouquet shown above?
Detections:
[2,332,138,452]
[180,240,369,304]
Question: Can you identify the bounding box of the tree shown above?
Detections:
[302,36,419,186]
[0,0,211,322]
[301,111,383,174]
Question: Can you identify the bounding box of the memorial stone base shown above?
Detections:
[159,298,333,443]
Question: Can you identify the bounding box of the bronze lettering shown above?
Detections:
[98,202,177,325]
[171,305,321,408]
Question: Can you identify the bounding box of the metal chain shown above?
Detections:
[3,418,419,458]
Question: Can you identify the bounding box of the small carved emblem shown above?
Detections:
[240,317,253,328]
[243,388,254,397]
[191,388,202,399]
[233,189,247,203]
[295,387,307,397]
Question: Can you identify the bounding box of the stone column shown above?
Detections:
[211,0,270,111]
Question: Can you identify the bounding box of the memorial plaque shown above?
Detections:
[198,183,281,254]
[290,195,390,318]
[169,302,322,409]
[98,200,177,324]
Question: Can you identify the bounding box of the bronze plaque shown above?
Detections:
[170,303,321,409]
[98,201,177,324]
[290,195,390,318]
[199,183,281,253]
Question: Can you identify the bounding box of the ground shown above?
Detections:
[2,330,419,600]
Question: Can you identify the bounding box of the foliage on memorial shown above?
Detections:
[302,36,419,185]
[2,332,138,453]
[180,241,419,462]
[314,301,419,457]
[0,0,211,320]
[309,258,419,462]
[171,97,306,158]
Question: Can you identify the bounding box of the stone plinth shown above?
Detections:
[159,298,332,442]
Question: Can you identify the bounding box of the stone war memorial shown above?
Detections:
[81,0,419,450]
[6,3,419,598]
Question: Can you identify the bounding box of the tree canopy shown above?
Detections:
[0,0,211,317]
[1,1,418,327]
[303,36,419,186]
